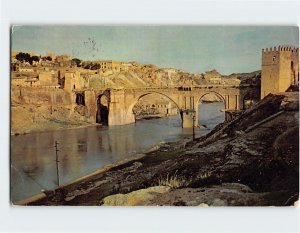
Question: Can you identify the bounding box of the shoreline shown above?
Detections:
[11,121,102,136]
[14,139,174,205]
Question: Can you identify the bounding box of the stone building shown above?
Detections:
[56,54,71,67]
[39,71,60,87]
[56,54,71,63]
[261,46,299,99]
[204,70,222,84]
[19,67,34,73]
[11,77,39,87]
[64,71,89,92]
[97,60,121,73]
[120,62,133,71]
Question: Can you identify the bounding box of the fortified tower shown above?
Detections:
[261,46,299,99]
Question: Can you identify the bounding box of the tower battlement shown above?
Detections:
[262,46,299,54]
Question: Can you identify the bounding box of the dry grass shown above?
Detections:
[158,171,186,189]
[198,172,211,180]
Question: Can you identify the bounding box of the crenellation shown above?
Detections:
[261,46,299,54]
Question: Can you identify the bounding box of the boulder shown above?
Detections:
[101,186,170,206]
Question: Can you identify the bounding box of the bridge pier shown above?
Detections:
[109,102,136,126]
[108,89,136,126]
[181,110,198,128]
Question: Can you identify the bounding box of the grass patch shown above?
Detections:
[158,171,186,189]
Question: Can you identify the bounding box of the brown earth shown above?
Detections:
[11,103,94,135]
[24,92,299,206]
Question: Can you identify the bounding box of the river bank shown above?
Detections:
[16,92,299,206]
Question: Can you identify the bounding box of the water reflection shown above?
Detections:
[11,102,224,202]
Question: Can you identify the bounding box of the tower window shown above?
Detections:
[272,56,276,61]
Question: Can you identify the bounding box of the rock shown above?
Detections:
[211,198,228,206]
[294,200,299,207]
[101,186,170,206]
[222,183,253,193]
[198,203,209,207]
[146,183,259,206]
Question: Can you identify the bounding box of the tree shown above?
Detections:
[72,58,82,67]
[15,52,40,65]
[82,62,91,69]
[16,52,31,63]
[46,56,52,61]
[30,56,40,64]
[91,63,100,70]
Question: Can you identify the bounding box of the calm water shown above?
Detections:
[11,102,224,202]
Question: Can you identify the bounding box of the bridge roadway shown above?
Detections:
[76,83,260,128]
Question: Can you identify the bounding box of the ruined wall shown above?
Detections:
[39,71,58,86]
[12,78,40,87]
[12,86,74,106]
[64,71,89,92]
[64,72,77,92]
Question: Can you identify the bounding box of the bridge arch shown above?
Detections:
[195,91,226,108]
[125,91,182,124]
[195,91,226,127]
[96,90,110,125]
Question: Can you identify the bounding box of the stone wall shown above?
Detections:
[39,71,58,86]
[12,86,73,107]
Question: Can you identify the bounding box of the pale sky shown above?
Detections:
[11,25,298,74]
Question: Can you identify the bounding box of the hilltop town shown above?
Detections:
[11,51,260,134]
[11,51,260,89]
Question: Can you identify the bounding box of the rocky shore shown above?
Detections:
[21,92,299,206]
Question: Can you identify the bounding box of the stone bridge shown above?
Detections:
[77,84,260,128]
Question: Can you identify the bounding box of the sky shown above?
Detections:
[11,25,299,75]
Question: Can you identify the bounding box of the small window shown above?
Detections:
[272,56,276,61]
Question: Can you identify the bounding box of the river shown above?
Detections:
[11,102,224,202]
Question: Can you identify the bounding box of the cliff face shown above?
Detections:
[26,92,299,206]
